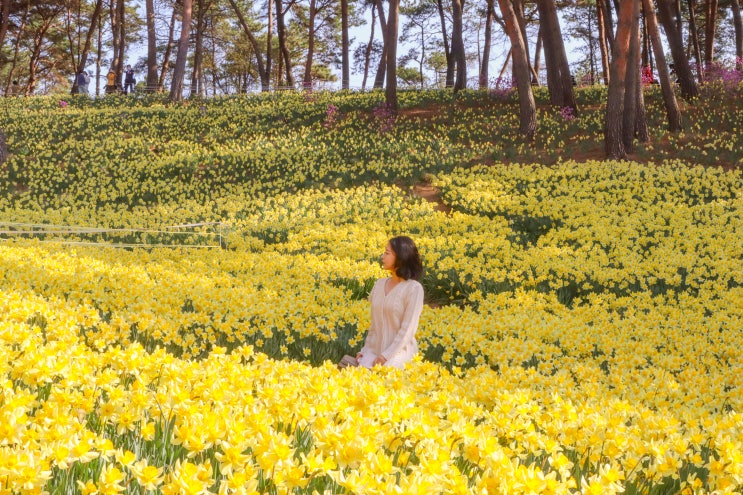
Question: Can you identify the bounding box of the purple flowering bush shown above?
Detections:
[559,106,576,121]
[372,102,396,133]
[323,104,340,129]
[700,59,743,96]
[489,77,516,102]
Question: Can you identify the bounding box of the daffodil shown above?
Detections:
[130,459,165,491]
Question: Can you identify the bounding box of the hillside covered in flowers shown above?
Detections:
[1,86,742,494]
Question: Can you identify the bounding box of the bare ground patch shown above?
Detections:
[410,183,452,214]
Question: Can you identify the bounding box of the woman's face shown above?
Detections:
[381,243,397,273]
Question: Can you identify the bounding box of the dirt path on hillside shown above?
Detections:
[410,183,452,214]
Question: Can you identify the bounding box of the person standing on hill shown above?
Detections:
[356,236,425,369]
[105,70,117,94]
[124,65,136,94]
[76,71,90,95]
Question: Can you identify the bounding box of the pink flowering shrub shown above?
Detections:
[323,104,340,129]
[373,103,395,133]
[703,59,743,91]
[559,106,576,121]
[489,77,515,101]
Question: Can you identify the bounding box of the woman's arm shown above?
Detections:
[381,282,424,361]
[358,279,384,358]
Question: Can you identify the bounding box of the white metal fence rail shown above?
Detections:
[0,221,225,248]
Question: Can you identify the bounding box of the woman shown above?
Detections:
[124,65,136,94]
[356,236,424,369]
[76,71,90,95]
[105,70,117,95]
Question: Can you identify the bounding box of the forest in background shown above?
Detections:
[0,0,742,159]
[0,0,740,98]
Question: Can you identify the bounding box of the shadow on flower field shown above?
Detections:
[0,87,742,494]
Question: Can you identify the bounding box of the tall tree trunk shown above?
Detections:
[643,0,682,131]
[0,0,10,50]
[599,0,616,53]
[277,42,283,87]
[533,27,542,85]
[341,0,350,89]
[228,0,269,91]
[451,0,466,91]
[498,48,512,80]
[536,0,577,112]
[146,0,158,92]
[497,0,536,140]
[64,2,81,79]
[704,0,718,67]
[641,9,650,68]
[71,0,103,95]
[635,4,648,143]
[26,17,55,95]
[634,61,649,142]
[605,0,637,159]
[362,6,376,90]
[110,0,121,85]
[480,0,494,88]
[159,8,177,91]
[596,0,609,85]
[656,0,699,98]
[267,0,272,88]
[436,0,454,87]
[419,25,426,88]
[374,0,388,88]
[622,0,641,151]
[303,0,318,88]
[96,10,102,95]
[106,0,126,88]
[190,0,205,97]
[686,0,703,80]
[513,0,536,83]
[275,0,294,87]
[209,17,217,96]
[733,0,743,70]
[275,0,283,87]
[170,0,193,101]
[385,0,400,109]
[116,0,126,86]
[4,0,29,96]
[589,8,597,84]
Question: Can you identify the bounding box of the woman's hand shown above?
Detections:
[372,356,387,366]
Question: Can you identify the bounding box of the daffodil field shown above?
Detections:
[1,86,742,495]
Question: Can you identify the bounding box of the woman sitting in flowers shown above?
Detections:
[356,236,424,369]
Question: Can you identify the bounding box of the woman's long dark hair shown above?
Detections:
[389,236,423,281]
